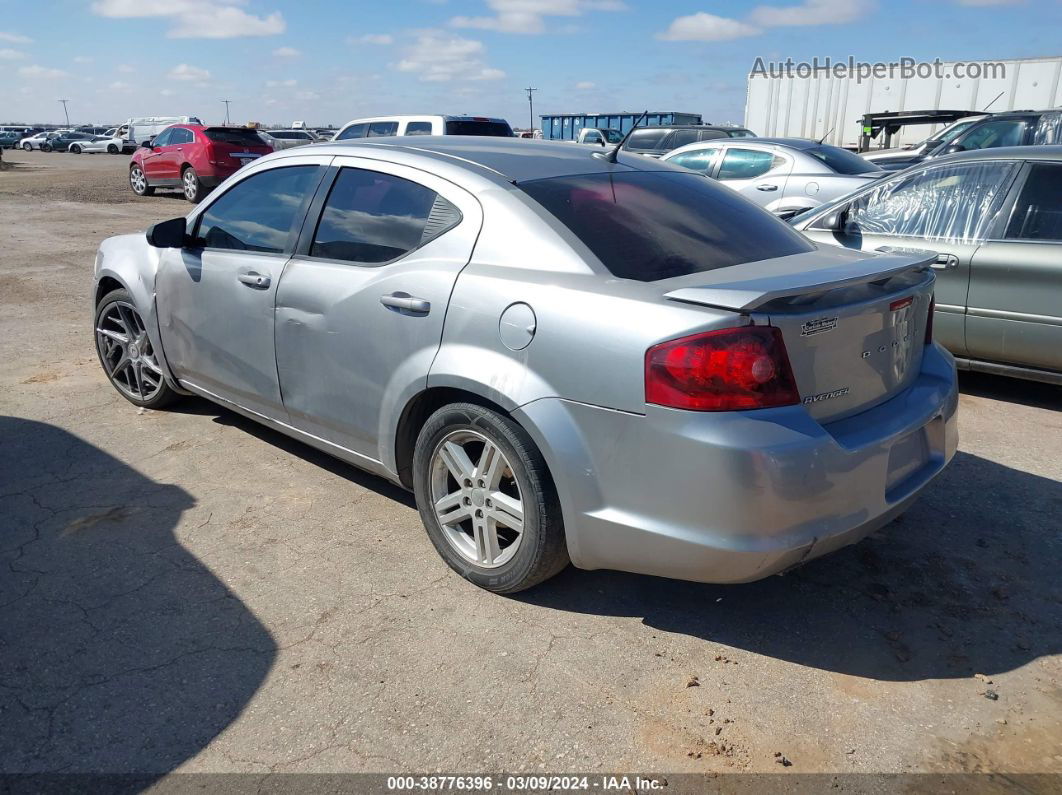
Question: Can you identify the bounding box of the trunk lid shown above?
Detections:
[663,247,936,421]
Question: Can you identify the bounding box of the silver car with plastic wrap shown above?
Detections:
[92,138,958,593]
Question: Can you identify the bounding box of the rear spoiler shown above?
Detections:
[663,251,935,312]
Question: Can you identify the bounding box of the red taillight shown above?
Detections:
[645,326,800,411]
[925,294,935,344]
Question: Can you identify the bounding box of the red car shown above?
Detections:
[128,124,274,203]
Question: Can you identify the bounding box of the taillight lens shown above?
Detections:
[645,326,800,411]
[925,294,935,344]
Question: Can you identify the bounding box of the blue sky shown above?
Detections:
[2,0,1059,127]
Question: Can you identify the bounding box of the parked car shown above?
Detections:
[334,115,514,141]
[621,124,756,158]
[791,146,1062,385]
[41,131,94,152]
[68,135,126,154]
[572,127,624,146]
[128,124,273,203]
[18,131,58,151]
[863,115,988,171]
[663,137,884,220]
[258,128,319,150]
[0,131,21,149]
[93,137,956,593]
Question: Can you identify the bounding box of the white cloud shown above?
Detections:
[656,12,761,41]
[109,80,133,91]
[117,63,135,73]
[73,55,94,64]
[272,45,300,57]
[0,31,32,44]
[396,30,505,82]
[168,63,210,81]
[294,90,320,101]
[749,0,875,27]
[450,0,625,35]
[575,80,595,89]
[0,48,26,60]
[91,0,285,39]
[18,64,68,79]
[160,88,175,96]
[266,78,297,87]
[351,33,394,45]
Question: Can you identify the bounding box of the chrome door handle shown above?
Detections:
[756,184,779,191]
[237,271,271,289]
[931,254,959,270]
[380,293,430,315]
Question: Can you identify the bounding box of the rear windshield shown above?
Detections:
[520,171,814,282]
[806,145,880,175]
[203,128,267,145]
[444,120,514,137]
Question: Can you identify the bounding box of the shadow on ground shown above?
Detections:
[958,370,1060,411]
[520,450,1062,682]
[0,416,276,775]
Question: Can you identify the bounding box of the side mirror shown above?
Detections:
[818,207,847,232]
[146,217,188,248]
[139,138,154,148]
[943,143,965,155]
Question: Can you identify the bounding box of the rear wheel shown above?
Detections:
[129,165,154,196]
[22,142,32,151]
[94,289,179,409]
[181,166,203,203]
[412,403,568,593]
[107,144,119,154]
[41,143,51,152]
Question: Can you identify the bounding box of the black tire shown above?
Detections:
[129,164,154,196]
[70,144,82,154]
[412,402,569,593]
[41,143,51,152]
[94,288,180,410]
[22,142,32,151]
[181,166,202,203]
[107,144,119,154]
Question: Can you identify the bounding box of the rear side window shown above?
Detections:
[699,129,728,141]
[520,171,814,282]
[958,119,1029,151]
[406,121,433,135]
[203,128,266,146]
[625,128,669,151]
[805,146,879,175]
[1005,163,1062,241]
[368,121,399,137]
[337,123,368,140]
[170,128,195,145]
[718,149,778,180]
[196,166,319,253]
[667,148,720,174]
[443,120,513,136]
[668,130,701,149]
[725,129,756,138]
[311,168,462,264]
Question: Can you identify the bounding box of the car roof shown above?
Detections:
[931,144,1062,164]
[284,136,677,183]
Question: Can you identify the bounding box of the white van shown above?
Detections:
[125,116,203,147]
[333,115,513,141]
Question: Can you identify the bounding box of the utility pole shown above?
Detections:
[221,99,232,126]
[58,99,70,127]
[524,86,537,133]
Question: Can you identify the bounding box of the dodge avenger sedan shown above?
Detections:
[92,137,958,593]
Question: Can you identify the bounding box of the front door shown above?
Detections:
[155,162,325,417]
[274,158,482,460]
[714,146,791,209]
[140,128,174,181]
[802,158,1021,357]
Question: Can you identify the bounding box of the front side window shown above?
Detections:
[604,129,623,144]
[625,128,669,151]
[1005,163,1062,241]
[520,171,814,282]
[717,149,778,180]
[368,121,399,137]
[583,131,603,144]
[310,168,461,264]
[844,160,1017,244]
[667,148,720,174]
[337,123,368,140]
[958,119,1028,151]
[196,165,319,253]
[152,128,174,147]
[405,121,433,136]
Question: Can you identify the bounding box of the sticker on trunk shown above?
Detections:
[800,316,838,337]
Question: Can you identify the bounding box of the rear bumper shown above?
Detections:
[515,343,958,584]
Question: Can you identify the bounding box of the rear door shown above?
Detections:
[965,161,1062,373]
[274,157,482,459]
[715,146,792,208]
[802,159,1021,357]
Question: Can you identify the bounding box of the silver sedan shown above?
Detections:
[663,137,885,220]
[92,138,957,593]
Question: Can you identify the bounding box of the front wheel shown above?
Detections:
[94,289,179,410]
[129,165,154,196]
[70,144,82,154]
[412,403,568,593]
[40,143,51,152]
[181,166,202,203]
[22,142,32,151]
[107,144,119,154]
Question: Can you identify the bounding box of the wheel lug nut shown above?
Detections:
[485,499,493,508]
[463,497,471,506]
[475,509,483,518]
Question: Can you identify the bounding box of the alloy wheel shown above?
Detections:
[183,170,198,200]
[95,300,165,402]
[429,429,524,568]
[130,167,146,194]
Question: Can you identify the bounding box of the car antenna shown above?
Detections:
[818,127,834,144]
[982,91,1005,112]
[603,109,648,164]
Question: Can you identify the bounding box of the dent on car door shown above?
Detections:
[965,161,1062,373]
[155,161,327,417]
[274,160,483,462]
[802,160,1020,357]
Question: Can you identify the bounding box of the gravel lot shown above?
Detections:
[1,149,1060,779]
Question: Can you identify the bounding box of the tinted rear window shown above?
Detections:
[444,120,514,137]
[204,128,268,145]
[520,171,814,282]
[625,128,669,151]
[805,145,880,175]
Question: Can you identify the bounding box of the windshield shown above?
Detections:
[203,128,268,146]
[805,145,880,175]
[520,171,814,282]
[919,118,979,148]
[444,120,514,137]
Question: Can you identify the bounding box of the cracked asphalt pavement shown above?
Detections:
[1,151,1060,778]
